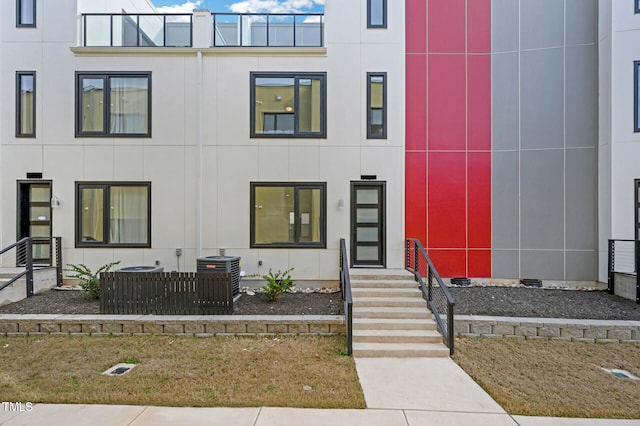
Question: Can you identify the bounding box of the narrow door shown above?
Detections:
[17,181,52,265]
[351,181,385,267]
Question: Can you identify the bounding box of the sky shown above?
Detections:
[152,0,324,14]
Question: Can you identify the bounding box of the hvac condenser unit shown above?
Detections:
[196,256,241,297]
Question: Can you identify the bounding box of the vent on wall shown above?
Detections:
[26,172,43,179]
[360,175,377,180]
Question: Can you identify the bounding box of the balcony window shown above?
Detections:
[17,0,35,27]
[251,72,326,138]
[76,182,151,248]
[251,183,326,248]
[16,72,35,137]
[76,72,151,137]
[367,73,387,139]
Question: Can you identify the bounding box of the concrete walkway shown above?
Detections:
[1,357,638,425]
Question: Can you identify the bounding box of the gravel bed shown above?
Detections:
[0,286,638,320]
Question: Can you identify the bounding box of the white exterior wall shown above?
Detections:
[599,1,640,281]
[0,1,406,282]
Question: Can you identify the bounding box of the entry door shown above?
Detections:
[351,181,385,267]
[17,181,52,265]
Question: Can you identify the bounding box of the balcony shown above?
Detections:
[82,14,193,47]
[213,13,324,47]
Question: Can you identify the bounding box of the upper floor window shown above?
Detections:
[250,72,326,138]
[17,0,35,27]
[75,72,151,138]
[367,72,387,139]
[635,62,640,132]
[636,0,640,14]
[250,182,326,248]
[368,0,387,28]
[16,71,35,137]
[75,182,151,248]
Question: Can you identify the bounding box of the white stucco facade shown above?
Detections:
[0,0,406,283]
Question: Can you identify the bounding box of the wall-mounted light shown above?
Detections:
[275,95,283,101]
[51,196,60,208]
[337,197,345,209]
[285,106,293,112]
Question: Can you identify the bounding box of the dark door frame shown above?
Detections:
[350,180,386,268]
[17,179,53,264]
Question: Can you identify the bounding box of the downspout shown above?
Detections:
[197,50,204,258]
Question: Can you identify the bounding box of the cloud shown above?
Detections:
[156,1,202,13]
[229,0,322,13]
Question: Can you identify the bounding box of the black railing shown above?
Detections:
[339,238,353,355]
[213,12,324,47]
[82,14,193,47]
[0,237,62,297]
[405,238,456,355]
[608,239,640,304]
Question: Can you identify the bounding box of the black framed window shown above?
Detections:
[367,0,387,28]
[636,0,640,14]
[636,62,640,132]
[367,72,387,139]
[75,72,151,137]
[250,182,326,248]
[250,72,326,138]
[17,0,35,27]
[636,179,640,242]
[75,182,151,248]
[16,71,35,137]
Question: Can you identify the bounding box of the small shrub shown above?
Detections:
[64,261,120,299]
[261,268,295,302]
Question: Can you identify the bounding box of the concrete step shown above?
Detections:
[353,329,443,344]
[352,297,427,309]
[352,342,450,358]
[351,287,422,298]
[353,307,431,320]
[352,318,438,331]
[350,279,417,289]
[349,269,416,281]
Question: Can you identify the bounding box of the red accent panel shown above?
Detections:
[406,54,427,151]
[428,152,466,248]
[406,0,427,53]
[468,152,491,248]
[405,152,427,243]
[468,0,491,53]
[428,0,465,53]
[468,250,492,277]
[427,55,466,151]
[428,249,466,278]
[468,55,491,151]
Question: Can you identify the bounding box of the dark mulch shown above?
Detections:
[449,287,640,321]
[0,286,638,320]
[0,289,343,316]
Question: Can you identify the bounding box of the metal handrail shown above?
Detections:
[0,237,63,296]
[213,12,324,47]
[405,238,456,355]
[608,239,639,304]
[82,13,193,47]
[339,238,353,355]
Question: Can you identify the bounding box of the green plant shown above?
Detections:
[261,268,295,301]
[64,261,120,299]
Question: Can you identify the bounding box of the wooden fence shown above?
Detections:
[100,272,233,315]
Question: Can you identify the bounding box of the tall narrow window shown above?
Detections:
[251,72,326,138]
[368,0,387,28]
[367,72,387,139]
[251,182,326,248]
[17,0,35,27]
[75,182,151,248]
[76,72,151,137]
[636,0,640,14]
[16,72,35,137]
[635,179,640,242]
[636,62,640,132]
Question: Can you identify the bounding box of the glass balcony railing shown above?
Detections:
[82,14,193,47]
[213,13,324,47]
